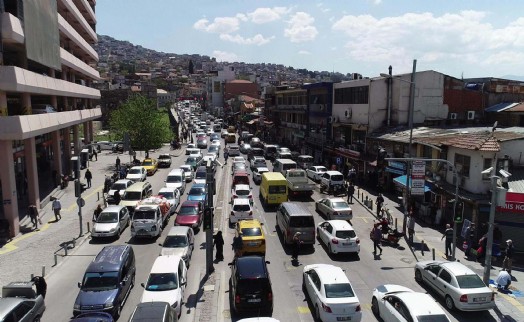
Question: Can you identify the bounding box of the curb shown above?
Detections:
[193,270,221,322]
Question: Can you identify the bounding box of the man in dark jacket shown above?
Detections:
[346,182,355,204]
[503,239,514,274]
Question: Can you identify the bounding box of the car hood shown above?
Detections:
[194,179,206,185]
[176,215,199,225]
[93,222,118,232]
[141,289,178,306]
[119,200,139,208]
[126,174,142,179]
[76,288,119,307]
[166,182,183,189]
[161,247,188,257]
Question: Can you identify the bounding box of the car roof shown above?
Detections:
[236,256,268,279]
[325,220,354,230]
[238,219,262,229]
[87,245,130,273]
[234,184,251,190]
[167,226,191,236]
[101,205,126,212]
[439,261,477,275]
[115,179,133,184]
[181,200,200,207]
[168,168,184,175]
[192,183,206,188]
[150,255,182,273]
[130,166,144,170]
[158,187,175,193]
[131,302,171,321]
[305,264,349,284]
[0,297,25,315]
[394,292,447,316]
[233,198,251,205]
[313,166,327,169]
[328,198,347,203]
[325,170,343,175]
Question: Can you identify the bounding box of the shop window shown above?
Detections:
[454,153,471,178]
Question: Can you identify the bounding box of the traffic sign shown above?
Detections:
[336,157,342,165]
[411,161,425,195]
[76,198,85,207]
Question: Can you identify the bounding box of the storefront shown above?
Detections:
[496,192,524,247]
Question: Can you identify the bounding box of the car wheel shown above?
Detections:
[415,269,423,283]
[116,229,121,239]
[445,295,455,310]
[114,303,122,319]
[371,297,379,316]
[302,275,307,294]
[34,316,41,322]
[315,203,319,212]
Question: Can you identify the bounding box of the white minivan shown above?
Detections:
[165,169,186,193]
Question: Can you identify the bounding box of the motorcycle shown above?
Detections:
[384,228,405,246]
[320,183,345,196]
[60,174,70,189]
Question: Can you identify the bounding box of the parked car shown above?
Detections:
[315,198,353,221]
[414,260,495,311]
[175,200,204,229]
[302,264,362,322]
[252,167,269,185]
[371,284,451,322]
[320,171,345,194]
[91,205,131,239]
[317,220,360,255]
[107,179,134,205]
[306,166,328,182]
[126,166,147,182]
[160,226,195,267]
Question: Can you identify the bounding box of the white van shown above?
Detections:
[165,169,187,193]
[273,159,298,176]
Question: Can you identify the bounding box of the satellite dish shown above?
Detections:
[492,121,498,133]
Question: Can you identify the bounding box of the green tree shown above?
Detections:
[109,94,172,153]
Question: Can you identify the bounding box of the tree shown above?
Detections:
[109,94,172,153]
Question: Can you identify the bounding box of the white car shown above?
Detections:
[126,166,147,182]
[232,156,246,164]
[253,167,269,184]
[229,198,253,224]
[187,143,197,149]
[315,198,353,221]
[95,141,114,151]
[211,139,221,147]
[179,164,194,182]
[303,264,362,322]
[371,284,451,322]
[160,226,194,267]
[221,129,228,138]
[317,220,360,255]
[141,255,187,318]
[231,184,253,204]
[414,260,495,311]
[157,187,181,215]
[250,156,266,169]
[91,205,130,239]
[165,169,187,193]
[107,179,133,204]
[306,166,328,182]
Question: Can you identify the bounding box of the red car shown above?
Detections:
[175,201,203,229]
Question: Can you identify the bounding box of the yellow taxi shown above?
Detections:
[236,219,266,256]
[141,158,158,175]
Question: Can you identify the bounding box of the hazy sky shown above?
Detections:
[96,0,524,79]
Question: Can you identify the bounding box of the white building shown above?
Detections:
[210,66,236,109]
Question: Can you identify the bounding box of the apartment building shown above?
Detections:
[0,0,101,236]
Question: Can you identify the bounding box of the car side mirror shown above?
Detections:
[158,243,162,246]
[77,282,81,288]
[265,261,271,264]
[141,283,145,288]
[228,262,234,266]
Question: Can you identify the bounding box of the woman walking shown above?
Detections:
[213,231,225,261]
[372,223,383,255]
[292,232,303,261]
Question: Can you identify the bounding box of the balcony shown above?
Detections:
[1,12,24,45]
[58,14,98,62]
[72,0,96,25]
[60,48,101,81]
[59,0,97,43]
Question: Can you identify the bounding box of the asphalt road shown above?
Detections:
[40,133,502,322]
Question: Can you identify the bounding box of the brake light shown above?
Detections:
[331,238,339,244]
[356,304,361,312]
[321,302,332,313]
[235,295,240,304]
[268,292,273,301]
[356,238,360,244]
[459,294,468,302]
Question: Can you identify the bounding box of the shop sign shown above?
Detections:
[497,202,524,213]
[411,160,425,195]
[388,161,406,170]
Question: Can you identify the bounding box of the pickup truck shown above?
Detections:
[286,169,316,198]
[130,196,171,238]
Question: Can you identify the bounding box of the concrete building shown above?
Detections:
[0,0,101,237]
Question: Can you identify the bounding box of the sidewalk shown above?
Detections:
[353,185,524,320]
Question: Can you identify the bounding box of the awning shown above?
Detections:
[393,175,431,193]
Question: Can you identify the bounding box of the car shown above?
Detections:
[235,219,266,255]
[187,143,197,149]
[232,156,246,163]
[141,158,158,175]
[252,167,269,184]
[128,302,176,322]
[414,260,495,311]
[69,312,115,321]
[160,226,195,267]
[91,205,131,239]
[240,143,252,154]
[157,187,181,215]
[157,154,172,168]
[0,282,46,322]
[371,284,451,322]
[317,220,360,255]
[111,141,124,153]
[197,138,208,149]
[221,129,228,138]
[248,148,264,161]
[211,139,221,147]
[194,166,207,185]
[126,166,147,182]
[320,171,345,191]
[303,264,362,322]
[186,183,208,205]
[229,255,273,314]
[180,164,194,182]
[140,255,187,319]
[185,156,201,170]
[196,132,206,139]
[203,153,217,163]
[165,169,186,193]
[208,145,220,157]
[315,198,353,221]
[306,166,328,182]
[250,137,262,148]
[230,198,253,224]
[207,130,214,136]
[32,103,57,114]
[231,184,253,204]
[210,133,220,141]
[232,162,248,174]
[188,149,203,159]
[95,141,115,151]
[250,156,266,169]
[186,147,201,156]
[107,179,134,205]
[278,147,291,154]
[237,319,280,322]
[228,144,241,156]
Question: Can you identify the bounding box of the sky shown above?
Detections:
[96,0,524,79]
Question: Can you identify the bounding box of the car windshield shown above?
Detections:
[241,227,261,236]
[280,148,290,153]
[159,155,170,160]
[316,167,327,172]
[195,172,206,179]
[268,185,287,194]
[145,273,178,291]
[97,212,118,223]
[166,175,182,183]
[299,156,313,163]
[82,271,119,291]
[289,216,314,227]
[236,189,250,196]
[237,279,269,293]
[336,230,356,239]
[187,157,197,163]
[331,174,344,181]
[158,191,174,199]
[209,146,218,151]
[324,283,355,298]
[129,168,142,174]
[110,183,127,191]
[142,161,153,166]
[179,206,198,215]
[189,188,205,195]
[233,204,251,211]
[416,316,451,322]
[332,201,350,209]
[133,210,156,220]
[123,191,142,200]
[163,235,188,248]
[456,274,486,289]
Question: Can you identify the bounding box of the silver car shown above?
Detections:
[160,226,195,267]
[315,198,353,221]
[91,205,130,239]
[157,187,181,216]
[180,165,194,182]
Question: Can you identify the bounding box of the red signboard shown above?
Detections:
[496,192,524,214]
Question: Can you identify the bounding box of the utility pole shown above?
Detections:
[404,59,417,234]
[205,159,215,274]
[74,180,85,237]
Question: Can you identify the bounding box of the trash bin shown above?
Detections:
[80,149,89,169]
[70,156,79,179]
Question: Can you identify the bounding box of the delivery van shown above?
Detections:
[259,172,287,206]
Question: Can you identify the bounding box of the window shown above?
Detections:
[454,153,471,178]
[334,86,369,104]
[438,269,452,284]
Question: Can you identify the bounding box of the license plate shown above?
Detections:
[342,242,352,246]
[337,317,351,321]
[247,298,261,303]
[473,297,486,302]
[248,242,258,246]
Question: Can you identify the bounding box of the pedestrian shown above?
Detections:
[464,223,476,258]
[346,182,355,204]
[31,276,47,299]
[292,232,303,260]
[407,213,415,245]
[113,190,121,205]
[224,148,229,163]
[376,193,384,216]
[441,224,454,257]
[85,168,92,188]
[502,239,514,274]
[28,204,39,230]
[93,204,103,222]
[51,197,62,221]
[372,223,383,255]
[92,149,98,161]
[116,156,121,171]
[477,234,488,263]
[213,231,225,261]
[232,232,244,257]
[496,269,512,291]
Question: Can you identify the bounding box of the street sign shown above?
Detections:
[336,157,342,165]
[411,160,425,195]
[76,198,85,207]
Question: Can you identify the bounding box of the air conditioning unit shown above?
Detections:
[450,113,457,120]
[467,111,475,120]
[345,109,352,119]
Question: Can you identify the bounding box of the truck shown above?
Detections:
[130,196,171,238]
[285,169,316,198]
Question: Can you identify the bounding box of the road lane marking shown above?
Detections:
[297,306,310,314]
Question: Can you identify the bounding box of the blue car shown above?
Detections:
[70,312,114,322]
[187,183,208,205]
